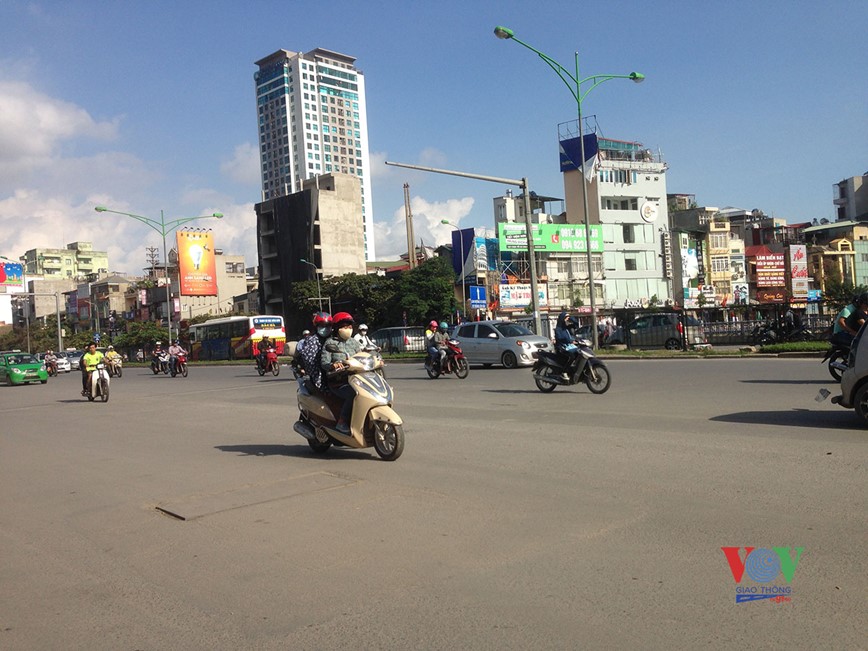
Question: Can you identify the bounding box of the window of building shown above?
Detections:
[625,256,637,271]
[623,224,635,243]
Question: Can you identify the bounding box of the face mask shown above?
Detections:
[338,326,353,341]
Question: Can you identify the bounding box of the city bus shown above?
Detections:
[187,315,286,361]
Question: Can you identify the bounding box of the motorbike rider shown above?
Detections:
[830,293,868,349]
[105,345,122,373]
[353,323,377,349]
[320,312,361,434]
[554,311,580,376]
[168,339,187,374]
[299,312,332,391]
[44,349,58,375]
[425,320,441,368]
[430,321,450,369]
[256,334,272,370]
[80,341,104,396]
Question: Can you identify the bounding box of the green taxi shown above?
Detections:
[1,352,49,385]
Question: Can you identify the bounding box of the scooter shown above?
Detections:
[106,356,123,378]
[256,347,280,376]
[85,362,110,402]
[293,350,405,461]
[171,352,189,378]
[425,339,469,379]
[822,342,850,381]
[152,351,170,375]
[532,338,612,394]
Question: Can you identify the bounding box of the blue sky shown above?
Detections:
[1,0,865,273]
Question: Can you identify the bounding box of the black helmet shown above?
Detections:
[857,292,868,306]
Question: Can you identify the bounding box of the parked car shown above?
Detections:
[0,352,48,385]
[612,312,707,350]
[66,350,84,370]
[453,320,554,368]
[370,327,426,354]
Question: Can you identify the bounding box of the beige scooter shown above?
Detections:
[294,349,404,460]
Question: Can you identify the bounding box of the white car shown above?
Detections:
[453,320,554,368]
[37,352,71,373]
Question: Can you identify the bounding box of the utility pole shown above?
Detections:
[403,183,416,269]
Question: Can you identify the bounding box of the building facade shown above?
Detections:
[21,242,109,279]
[834,174,868,222]
[255,173,366,321]
[254,48,375,260]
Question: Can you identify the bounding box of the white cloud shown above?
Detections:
[220,142,260,186]
[374,194,474,259]
[0,80,119,179]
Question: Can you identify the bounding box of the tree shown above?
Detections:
[391,256,455,325]
[112,321,168,350]
[824,281,868,311]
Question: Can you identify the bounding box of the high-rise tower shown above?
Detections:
[254,48,375,260]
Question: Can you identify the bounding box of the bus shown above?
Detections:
[187,315,286,361]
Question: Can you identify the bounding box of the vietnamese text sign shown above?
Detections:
[755,254,785,288]
[498,283,548,308]
[788,245,808,299]
[498,223,603,253]
[177,230,217,296]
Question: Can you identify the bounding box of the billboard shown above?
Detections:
[177,230,217,296]
[755,254,785,288]
[0,261,24,288]
[498,283,548,308]
[498,223,603,253]
[788,245,808,300]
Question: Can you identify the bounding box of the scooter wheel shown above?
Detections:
[585,361,611,395]
[181,364,188,378]
[272,363,280,377]
[455,358,469,379]
[372,422,404,461]
[307,438,332,454]
[534,365,558,393]
[426,364,440,379]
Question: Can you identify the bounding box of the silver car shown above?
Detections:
[453,320,553,368]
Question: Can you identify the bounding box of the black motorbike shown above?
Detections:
[822,342,850,381]
[532,338,611,394]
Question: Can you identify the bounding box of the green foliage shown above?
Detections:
[391,256,455,325]
[823,281,868,311]
[759,341,829,353]
[112,321,168,349]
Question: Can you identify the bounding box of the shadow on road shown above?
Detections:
[741,379,836,385]
[215,443,373,460]
[710,408,864,430]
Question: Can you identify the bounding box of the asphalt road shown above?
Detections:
[1,358,865,650]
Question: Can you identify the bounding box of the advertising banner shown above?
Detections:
[177,230,217,296]
[755,254,785,288]
[498,223,603,253]
[788,245,808,299]
[0,261,24,288]
[498,283,548,308]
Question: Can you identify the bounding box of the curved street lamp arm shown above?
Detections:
[579,74,639,103]
[502,34,581,105]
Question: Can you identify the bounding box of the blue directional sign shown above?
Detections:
[469,285,487,309]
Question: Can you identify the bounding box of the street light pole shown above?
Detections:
[385,160,542,334]
[494,25,644,348]
[94,206,223,344]
[440,220,466,320]
[300,259,323,311]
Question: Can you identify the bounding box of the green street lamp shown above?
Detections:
[94,205,223,343]
[495,25,644,348]
[441,220,466,318]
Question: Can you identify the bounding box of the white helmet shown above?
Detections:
[359,324,368,331]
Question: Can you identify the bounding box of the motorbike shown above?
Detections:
[85,362,110,402]
[293,350,405,461]
[151,351,170,375]
[822,342,850,381]
[46,359,58,377]
[171,352,189,378]
[105,356,123,378]
[425,339,469,379]
[256,347,280,376]
[532,338,612,394]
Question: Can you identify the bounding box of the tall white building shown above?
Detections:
[254,48,375,260]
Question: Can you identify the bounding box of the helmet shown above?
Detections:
[429,320,438,329]
[312,312,332,327]
[174,339,180,344]
[302,329,311,337]
[358,324,368,331]
[439,321,448,330]
[858,292,868,306]
[332,311,354,328]
[107,345,114,350]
